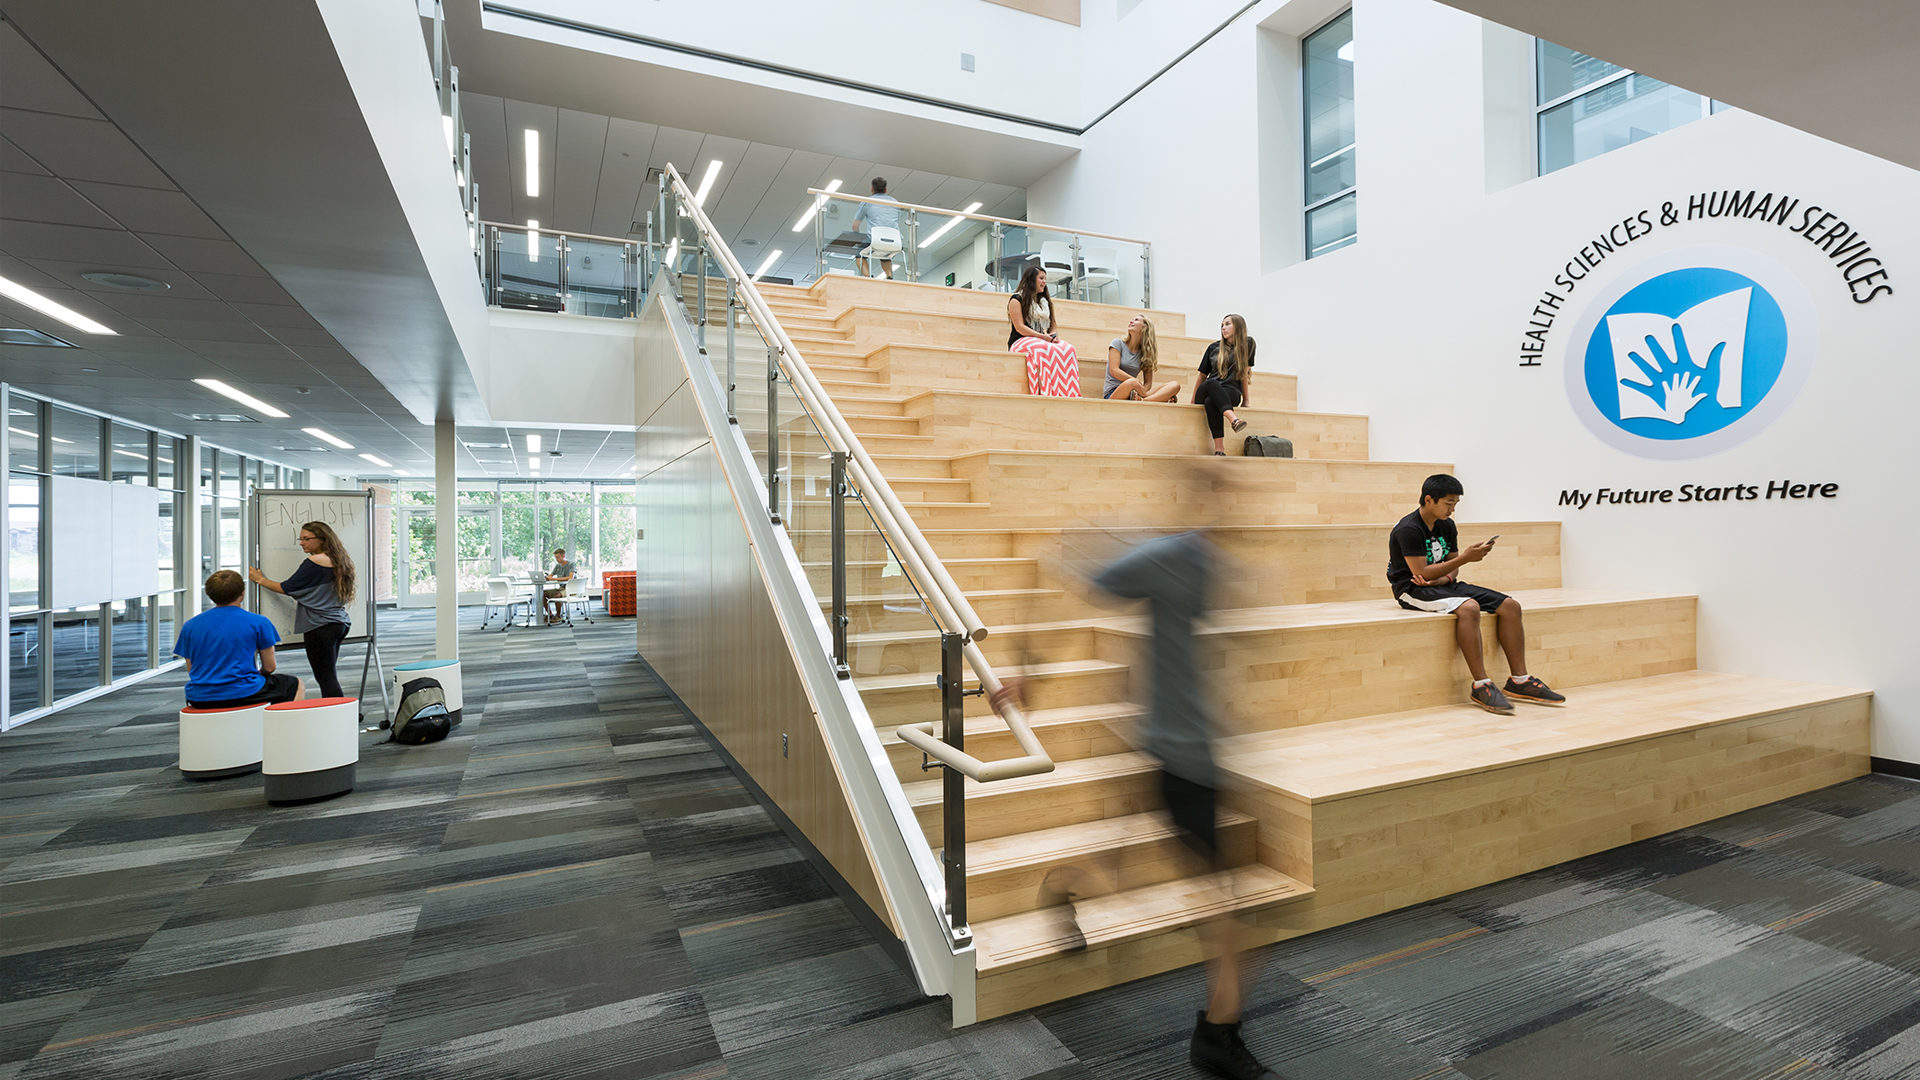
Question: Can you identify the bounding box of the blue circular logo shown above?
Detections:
[1564,247,1817,459]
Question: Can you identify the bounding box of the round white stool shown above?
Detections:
[262,697,359,804]
[393,659,463,726]
[178,703,266,780]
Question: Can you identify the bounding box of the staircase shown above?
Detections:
[725,274,1871,1020]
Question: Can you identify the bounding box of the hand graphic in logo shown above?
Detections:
[1621,327,1718,425]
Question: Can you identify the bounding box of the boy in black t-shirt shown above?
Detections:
[1387,474,1565,715]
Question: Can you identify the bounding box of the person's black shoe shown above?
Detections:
[1191,1012,1282,1079]
[1503,675,1566,705]
[1469,681,1515,715]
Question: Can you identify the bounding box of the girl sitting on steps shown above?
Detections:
[1008,265,1081,397]
[1104,315,1181,402]
[1192,314,1256,455]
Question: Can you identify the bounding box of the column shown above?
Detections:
[434,419,458,658]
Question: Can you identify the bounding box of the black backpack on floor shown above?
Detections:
[1243,434,1294,458]
[392,677,453,745]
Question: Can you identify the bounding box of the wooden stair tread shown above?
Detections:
[1219,669,1872,803]
[971,866,1311,974]
[966,810,1255,875]
[836,586,1054,606]
[900,748,1152,806]
[876,700,1142,745]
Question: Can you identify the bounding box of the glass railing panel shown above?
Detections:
[563,236,636,318]
[493,226,563,311]
[1019,223,1148,309]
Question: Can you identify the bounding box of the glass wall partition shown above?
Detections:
[1,389,219,730]
[364,478,639,606]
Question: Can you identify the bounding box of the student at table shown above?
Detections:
[544,548,577,623]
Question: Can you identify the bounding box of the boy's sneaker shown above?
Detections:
[1191,1012,1284,1080]
[1503,675,1566,705]
[1470,682,1515,715]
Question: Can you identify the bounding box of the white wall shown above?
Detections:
[1034,0,1920,762]
[485,308,637,426]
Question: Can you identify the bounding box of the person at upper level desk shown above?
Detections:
[543,548,577,624]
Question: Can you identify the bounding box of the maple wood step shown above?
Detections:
[964,810,1259,922]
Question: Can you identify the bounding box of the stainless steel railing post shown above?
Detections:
[831,451,850,678]
[696,245,709,352]
[1068,235,1084,302]
[813,201,827,283]
[940,631,968,937]
[766,354,782,524]
[989,222,1004,293]
[725,278,738,423]
[556,233,569,312]
[1141,243,1153,307]
[904,209,919,283]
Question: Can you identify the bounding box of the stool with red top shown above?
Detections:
[262,697,360,804]
[177,703,266,780]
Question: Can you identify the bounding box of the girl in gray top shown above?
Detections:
[249,520,355,698]
[1103,315,1181,402]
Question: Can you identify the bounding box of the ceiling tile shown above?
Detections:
[67,181,225,239]
[138,234,263,276]
[141,321,276,344]
[189,272,293,306]
[0,171,119,228]
[0,135,50,176]
[87,292,245,323]
[266,326,340,349]
[0,219,170,267]
[0,108,172,189]
[0,23,103,120]
[226,302,319,329]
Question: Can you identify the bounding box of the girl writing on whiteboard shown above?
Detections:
[249,521,356,699]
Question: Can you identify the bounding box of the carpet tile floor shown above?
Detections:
[2,608,1919,1078]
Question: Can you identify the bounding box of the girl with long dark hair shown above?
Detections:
[1192,314,1255,454]
[249,520,356,699]
[1007,265,1081,397]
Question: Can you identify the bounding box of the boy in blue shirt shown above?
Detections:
[174,570,304,708]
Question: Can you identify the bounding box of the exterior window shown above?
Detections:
[1303,10,1356,259]
[1536,41,1720,174]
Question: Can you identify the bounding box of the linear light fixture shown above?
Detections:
[524,128,539,197]
[791,179,843,232]
[193,378,288,419]
[751,248,784,281]
[693,159,723,208]
[9,426,73,444]
[358,452,393,468]
[302,427,353,450]
[528,456,541,471]
[918,201,984,249]
[113,448,149,460]
[525,433,541,453]
[0,275,116,335]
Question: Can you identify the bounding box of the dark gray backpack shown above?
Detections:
[1242,434,1294,458]
[392,677,453,745]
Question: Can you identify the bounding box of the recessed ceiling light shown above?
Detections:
[113,448,149,460]
[9,426,74,444]
[0,275,116,335]
[193,378,288,418]
[80,271,169,292]
[358,452,393,468]
[693,159,723,208]
[919,202,985,249]
[528,456,541,471]
[79,367,99,374]
[791,179,843,233]
[527,220,539,258]
[302,427,353,449]
[751,249,784,282]
[525,433,541,453]
[0,327,75,348]
[181,412,259,423]
[525,129,539,197]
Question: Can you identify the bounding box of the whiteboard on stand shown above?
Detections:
[249,489,375,645]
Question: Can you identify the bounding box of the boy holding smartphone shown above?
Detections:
[1387,473,1564,714]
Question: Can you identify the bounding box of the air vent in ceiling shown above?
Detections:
[0,327,76,348]
[181,413,260,423]
[80,271,170,292]
[274,445,333,453]
[461,441,511,449]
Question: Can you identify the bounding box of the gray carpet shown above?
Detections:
[2,607,1919,1078]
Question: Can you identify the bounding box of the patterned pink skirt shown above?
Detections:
[1011,336,1081,397]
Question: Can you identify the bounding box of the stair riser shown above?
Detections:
[906,394,1367,461]
[945,455,1448,528]
[862,667,1129,727]
[881,715,1134,781]
[1088,596,1699,733]
[915,770,1162,845]
[846,309,1218,367]
[798,276,1190,337]
[844,416,924,437]
[869,343,1297,410]
[967,819,1258,922]
[806,560,1038,595]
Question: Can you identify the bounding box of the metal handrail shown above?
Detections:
[812,188,1152,247]
[660,164,1053,785]
[483,221,644,248]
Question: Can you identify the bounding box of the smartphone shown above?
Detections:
[1486,535,1501,544]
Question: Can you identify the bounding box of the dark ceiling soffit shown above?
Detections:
[482,1,1265,138]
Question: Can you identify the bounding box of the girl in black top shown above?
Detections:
[1191,314,1254,454]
